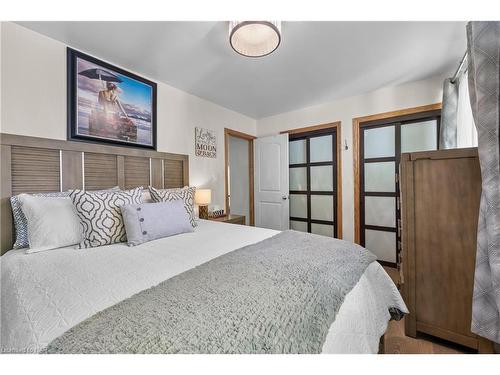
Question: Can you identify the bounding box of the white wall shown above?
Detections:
[0,22,257,210]
[0,22,2,137]
[1,21,447,238]
[257,76,445,242]
[228,135,250,224]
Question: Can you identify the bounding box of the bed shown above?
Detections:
[1,219,407,354]
[0,133,407,354]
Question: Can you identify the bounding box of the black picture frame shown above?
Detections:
[67,48,157,150]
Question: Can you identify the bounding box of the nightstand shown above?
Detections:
[208,214,245,225]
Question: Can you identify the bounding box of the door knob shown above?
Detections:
[282,195,288,200]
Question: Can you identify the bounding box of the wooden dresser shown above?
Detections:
[400,148,493,352]
[208,214,246,225]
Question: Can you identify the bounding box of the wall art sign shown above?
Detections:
[195,127,217,158]
[67,48,157,149]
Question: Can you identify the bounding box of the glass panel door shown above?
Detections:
[289,128,337,238]
[360,112,440,266]
[401,120,438,153]
[361,123,398,265]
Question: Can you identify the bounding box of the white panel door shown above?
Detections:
[254,134,289,230]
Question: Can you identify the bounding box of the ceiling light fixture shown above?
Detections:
[229,21,281,58]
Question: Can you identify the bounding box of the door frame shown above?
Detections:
[224,128,256,225]
[281,121,342,239]
[353,103,442,245]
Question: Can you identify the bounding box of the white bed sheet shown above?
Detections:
[0,220,407,354]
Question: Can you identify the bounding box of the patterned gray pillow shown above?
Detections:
[10,187,120,249]
[70,187,143,249]
[148,186,197,227]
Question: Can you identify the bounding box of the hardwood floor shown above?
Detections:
[382,266,473,354]
[384,317,474,354]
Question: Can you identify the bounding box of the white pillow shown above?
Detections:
[18,194,82,253]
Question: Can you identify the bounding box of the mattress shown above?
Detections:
[0,220,407,354]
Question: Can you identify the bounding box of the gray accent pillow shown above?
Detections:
[121,200,194,246]
[10,187,120,249]
[70,187,143,249]
[148,186,197,227]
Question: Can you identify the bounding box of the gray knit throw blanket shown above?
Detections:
[43,231,376,354]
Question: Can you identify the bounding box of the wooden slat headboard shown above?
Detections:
[0,133,189,255]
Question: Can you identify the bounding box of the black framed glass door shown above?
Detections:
[360,110,440,266]
[289,128,337,238]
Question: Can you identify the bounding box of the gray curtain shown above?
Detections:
[467,21,500,345]
[439,78,458,149]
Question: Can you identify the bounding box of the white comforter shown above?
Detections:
[0,220,407,354]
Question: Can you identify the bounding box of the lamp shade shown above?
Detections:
[229,21,281,57]
[195,189,211,206]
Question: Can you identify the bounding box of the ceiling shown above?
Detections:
[17,21,467,119]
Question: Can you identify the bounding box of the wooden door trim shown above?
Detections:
[281,121,341,136]
[224,128,256,226]
[281,121,342,239]
[353,103,442,244]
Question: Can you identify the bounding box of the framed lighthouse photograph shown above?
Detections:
[67,48,157,149]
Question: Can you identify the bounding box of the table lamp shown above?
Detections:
[195,189,211,219]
